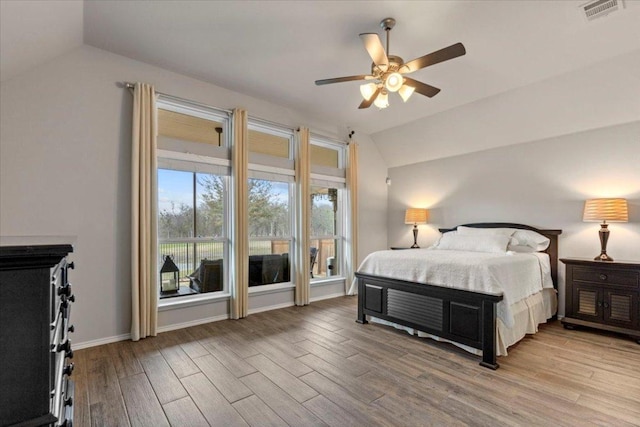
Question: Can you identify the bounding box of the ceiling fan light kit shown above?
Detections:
[315,17,466,110]
[385,72,404,92]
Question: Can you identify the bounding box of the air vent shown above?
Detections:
[580,0,623,21]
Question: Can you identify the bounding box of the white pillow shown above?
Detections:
[512,229,550,251]
[507,245,537,253]
[435,233,511,253]
[456,226,516,237]
[456,226,520,247]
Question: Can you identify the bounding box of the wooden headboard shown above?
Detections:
[438,223,563,288]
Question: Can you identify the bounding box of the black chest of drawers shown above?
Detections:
[0,244,75,427]
[560,258,640,343]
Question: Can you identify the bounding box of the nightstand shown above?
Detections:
[560,258,640,343]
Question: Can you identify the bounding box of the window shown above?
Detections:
[310,136,346,281]
[247,120,295,288]
[158,170,227,297]
[157,97,230,300]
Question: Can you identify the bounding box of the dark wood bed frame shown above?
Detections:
[355,223,562,369]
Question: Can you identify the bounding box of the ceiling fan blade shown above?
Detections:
[359,33,388,68]
[402,42,466,73]
[358,87,381,109]
[403,77,441,98]
[315,75,373,85]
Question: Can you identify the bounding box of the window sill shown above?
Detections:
[158,291,231,312]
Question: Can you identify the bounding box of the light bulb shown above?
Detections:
[359,83,377,101]
[373,90,389,109]
[384,72,403,92]
[398,84,415,102]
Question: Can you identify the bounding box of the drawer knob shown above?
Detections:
[57,340,71,353]
[68,262,75,270]
[68,325,75,334]
[64,396,73,407]
[599,274,607,281]
[58,284,72,297]
[63,363,74,377]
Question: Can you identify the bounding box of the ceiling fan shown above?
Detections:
[315,18,466,109]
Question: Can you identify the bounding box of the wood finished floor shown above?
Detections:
[74,296,640,426]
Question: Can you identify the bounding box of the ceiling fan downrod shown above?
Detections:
[381,17,395,57]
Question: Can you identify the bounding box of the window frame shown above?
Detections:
[309,135,347,284]
[156,96,232,306]
[247,118,296,293]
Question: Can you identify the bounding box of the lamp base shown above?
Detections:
[595,222,613,262]
[411,225,420,248]
[594,253,614,262]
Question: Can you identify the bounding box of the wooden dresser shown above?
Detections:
[560,258,640,343]
[0,243,75,427]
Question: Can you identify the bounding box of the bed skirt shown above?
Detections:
[370,288,557,356]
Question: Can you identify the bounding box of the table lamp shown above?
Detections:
[405,208,429,248]
[583,198,628,261]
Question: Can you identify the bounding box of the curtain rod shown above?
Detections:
[122,81,232,114]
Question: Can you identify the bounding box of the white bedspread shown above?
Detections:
[357,249,553,327]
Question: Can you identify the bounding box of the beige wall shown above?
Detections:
[0,45,389,346]
[387,121,640,316]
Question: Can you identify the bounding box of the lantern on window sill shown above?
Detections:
[160,255,180,293]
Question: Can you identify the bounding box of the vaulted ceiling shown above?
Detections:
[2,1,639,164]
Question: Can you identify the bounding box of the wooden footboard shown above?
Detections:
[355,272,503,369]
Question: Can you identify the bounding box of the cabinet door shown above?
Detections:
[603,290,637,328]
[572,284,602,321]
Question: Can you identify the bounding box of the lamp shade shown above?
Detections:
[373,90,389,109]
[583,198,628,222]
[360,83,377,101]
[405,208,428,225]
[398,84,415,102]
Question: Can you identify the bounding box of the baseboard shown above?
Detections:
[73,333,131,350]
[157,313,229,333]
[248,301,295,315]
[74,297,343,350]
[310,291,346,302]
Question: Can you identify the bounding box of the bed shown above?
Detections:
[355,223,562,369]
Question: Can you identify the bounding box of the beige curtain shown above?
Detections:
[346,141,359,295]
[231,108,249,319]
[295,128,311,305]
[131,82,158,340]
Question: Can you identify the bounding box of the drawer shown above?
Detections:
[573,266,639,288]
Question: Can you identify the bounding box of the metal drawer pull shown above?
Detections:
[603,302,609,308]
[599,274,607,280]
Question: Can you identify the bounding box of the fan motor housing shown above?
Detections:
[371,55,404,75]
